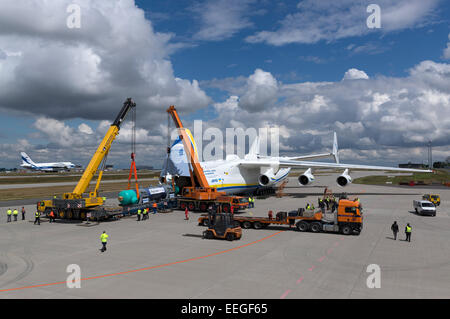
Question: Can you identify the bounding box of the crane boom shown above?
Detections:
[66,98,136,199]
[166,105,210,188]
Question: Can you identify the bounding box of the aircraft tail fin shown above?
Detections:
[21,152,35,166]
[245,136,260,160]
[332,132,339,164]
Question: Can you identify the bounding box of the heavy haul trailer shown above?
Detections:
[37,98,136,220]
[198,199,363,235]
[178,189,248,213]
[119,185,178,216]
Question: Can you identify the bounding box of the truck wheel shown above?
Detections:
[199,202,208,212]
[202,219,209,226]
[341,225,352,235]
[188,202,195,211]
[203,230,213,239]
[226,233,235,241]
[254,221,263,229]
[296,221,309,232]
[180,202,187,210]
[310,222,321,233]
[242,221,252,229]
[222,204,230,213]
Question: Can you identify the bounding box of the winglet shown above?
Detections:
[332,132,339,164]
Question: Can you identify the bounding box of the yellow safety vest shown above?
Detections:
[13,210,18,215]
[406,226,412,233]
[100,233,109,243]
[7,210,12,215]
[137,210,141,215]
[35,212,40,217]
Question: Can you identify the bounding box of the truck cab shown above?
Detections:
[413,200,436,216]
[422,194,440,206]
[334,199,363,235]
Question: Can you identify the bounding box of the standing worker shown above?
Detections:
[268,210,273,220]
[143,208,148,220]
[6,208,12,223]
[13,208,18,222]
[185,207,189,220]
[21,206,26,220]
[391,221,399,240]
[100,231,109,252]
[49,210,56,223]
[137,209,141,221]
[405,223,412,242]
[152,202,157,214]
[34,211,41,225]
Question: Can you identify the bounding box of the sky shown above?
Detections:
[0,0,449,169]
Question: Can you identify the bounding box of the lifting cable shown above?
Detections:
[127,106,139,198]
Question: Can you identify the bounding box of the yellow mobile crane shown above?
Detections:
[37,98,136,220]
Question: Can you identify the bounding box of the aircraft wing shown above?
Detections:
[238,159,432,173]
[277,153,333,161]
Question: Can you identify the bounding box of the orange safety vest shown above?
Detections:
[152,203,157,208]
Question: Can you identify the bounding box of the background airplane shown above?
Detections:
[160,130,431,195]
[20,152,76,172]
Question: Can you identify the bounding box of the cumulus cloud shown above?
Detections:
[246,0,440,46]
[442,33,450,59]
[199,60,450,166]
[191,0,256,41]
[0,0,210,123]
[343,68,370,80]
[239,69,278,112]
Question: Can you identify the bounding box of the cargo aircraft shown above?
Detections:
[160,130,431,195]
[20,152,76,172]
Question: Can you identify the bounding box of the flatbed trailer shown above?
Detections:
[178,195,248,213]
[198,199,363,235]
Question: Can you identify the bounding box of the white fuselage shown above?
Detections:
[199,157,291,195]
[20,162,75,171]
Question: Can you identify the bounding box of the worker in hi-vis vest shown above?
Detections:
[13,209,18,222]
[6,208,12,223]
[405,223,412,242]
[137,209,141,221]
[100,231,109,252]
[34,211,41,225]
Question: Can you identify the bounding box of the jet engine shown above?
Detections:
[336,169,352,187]
[298,168,315,186]
[258,169,276,186]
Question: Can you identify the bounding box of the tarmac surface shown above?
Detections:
[0,171,448,299]
[0,177,158,190]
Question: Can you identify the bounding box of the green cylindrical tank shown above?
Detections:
[118,189,138,206]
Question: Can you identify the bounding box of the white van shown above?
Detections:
[413,200,436,216]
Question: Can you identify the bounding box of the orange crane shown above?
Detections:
[166,106,249,214]
[167,105,226,201]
